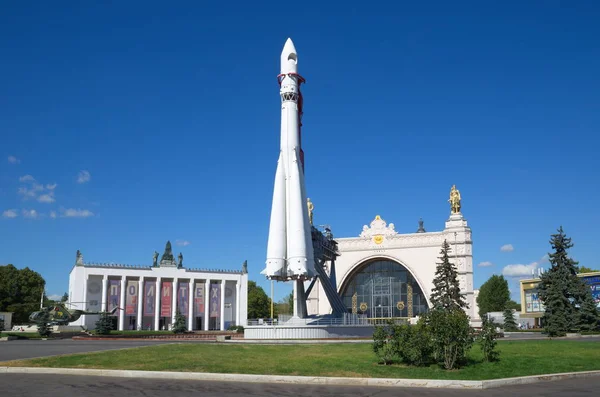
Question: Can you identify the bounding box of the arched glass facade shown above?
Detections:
[340,259,429,319]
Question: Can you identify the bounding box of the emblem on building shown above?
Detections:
[359,302,368,311]
[396,301,405,310]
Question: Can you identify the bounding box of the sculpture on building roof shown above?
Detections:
[417,218,426,233]
[152,251,159,267]
[178,252,183,268]
[307,198,314,225]
[161,241,174,262]
[242,260,248,274]
[76,250,84,266]
[449,185,462,214]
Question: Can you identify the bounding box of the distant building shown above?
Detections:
[519,271,600,327]
[68,241,248,331]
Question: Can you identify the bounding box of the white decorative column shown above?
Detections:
[204,280,210,330]
[154,277,161,330]
[137,277,144,330]
[188,279,194,331]
[235,281,241,326]
[118,277,126,331]
[101,276,108,311]
[82,275,89,326]
[171,278,178,328]
[220,280,226,331]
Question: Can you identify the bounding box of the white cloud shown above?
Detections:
[2,209,18,218]
[478,261,494,267]
[50,211,57,219]
[61,208,94,218]
[19,174,36,183]
[38,193,55,203]
[77,170,91,184]
[500,244,514,252]
[47,294,62,301]
[176,240,191,246]
[22,209,39,219]
[46,183,57,190]
[8,156,20,164]
[502,254,549,278]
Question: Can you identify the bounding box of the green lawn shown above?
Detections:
[2,340,599,380]
[0,332,42,339]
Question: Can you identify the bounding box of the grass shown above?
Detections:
[0,332,42,339]
[1,340,599,380]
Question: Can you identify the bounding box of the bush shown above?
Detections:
[423,308,474,370]
[95,312,113,335]
[227,325,245,332]
[479,317,500,362]
[172,310,187,334]
[395,322,433,366]
[372,322,397,365]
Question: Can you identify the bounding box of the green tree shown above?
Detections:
[538,227,586,336]
[423,308,474,370]
[0,264,46,324]
[503,308,518,331]
[286,291,294,315]
[476,275,510,318]
[479,316,500,362]
[506,300,521,311]
[247,281,274,319]
[578,266,599,274]
[36,311,51,338]
[95,312,113,335]
[577,285,599,332]
[61,293,69,302]
[430,240,468,310]
[172,310,187,334]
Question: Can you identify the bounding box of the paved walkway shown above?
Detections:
[1,374,599,396]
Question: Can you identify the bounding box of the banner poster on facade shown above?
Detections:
[108,280,120,315]
[177,283,188,316]
[86,278,102,312]
[194,283,205,317]
[125,280,138,315]
[209,283,221,318]
[143,281,155,316]
[161,281,172,318]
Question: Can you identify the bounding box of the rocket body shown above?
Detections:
[263,38,315,281]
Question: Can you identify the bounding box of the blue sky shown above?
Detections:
[1,1,599,303]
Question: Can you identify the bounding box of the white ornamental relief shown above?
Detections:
[359,215,398,238]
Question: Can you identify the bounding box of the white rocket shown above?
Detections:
[263,38,315,281]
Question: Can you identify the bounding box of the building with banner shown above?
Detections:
[519,271,600,327]
[67,241,248,331]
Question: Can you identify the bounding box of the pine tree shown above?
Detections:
[36,310,51,338]
[95,312,113,335]
[503,308,518,331]
[172,310,187,334]
[538,227,584,336]
[430,239,468,310]
[577,285,599,332]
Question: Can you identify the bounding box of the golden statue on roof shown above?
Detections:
[449,185,462,214]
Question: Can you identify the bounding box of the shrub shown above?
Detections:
[424,308,474,370]
[395,322,433,366]
[372,322,397,365]
[479,317,500,362]
[227,325,245,332]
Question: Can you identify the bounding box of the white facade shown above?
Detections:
[68,260,248,331]
[306,213,480,323]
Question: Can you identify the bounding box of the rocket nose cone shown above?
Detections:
[280,37,298,74]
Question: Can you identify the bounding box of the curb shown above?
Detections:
[1,366,599,389]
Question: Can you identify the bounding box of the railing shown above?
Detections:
[246,313,371,327]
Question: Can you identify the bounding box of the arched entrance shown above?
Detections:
[339,258,429,322]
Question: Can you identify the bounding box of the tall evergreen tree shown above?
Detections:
[538,227,586,335]
[430,240,468,310]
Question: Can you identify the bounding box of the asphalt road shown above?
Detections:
[0,339,194,362]
[1,374,600,396]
